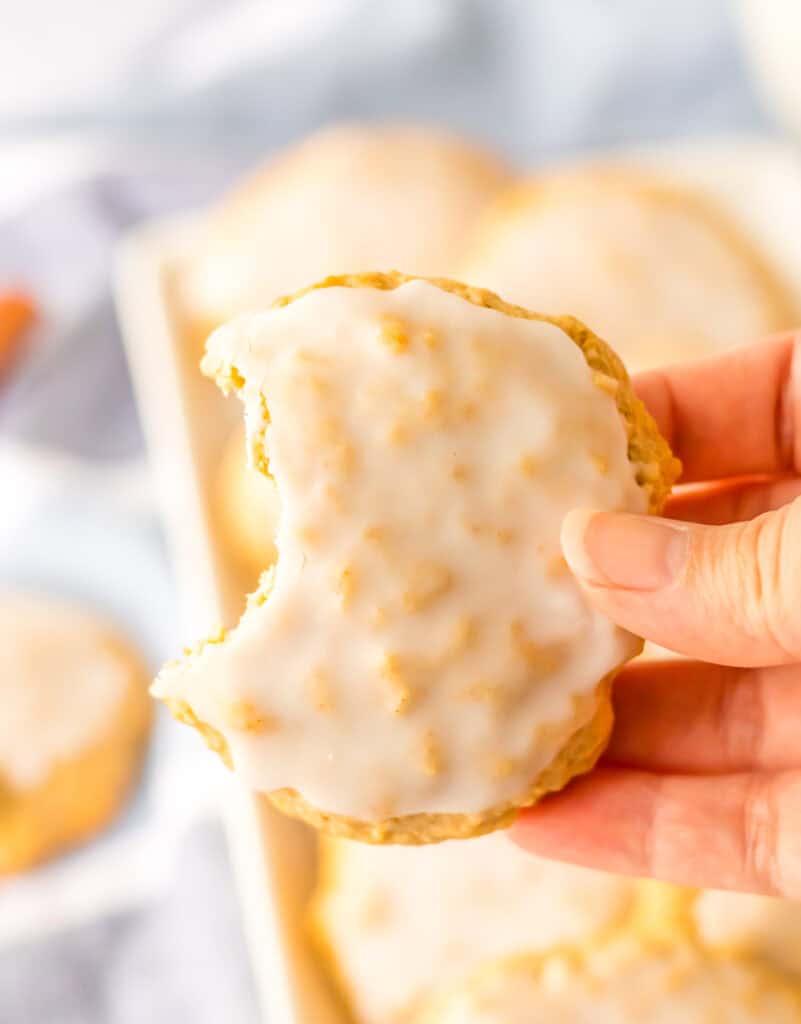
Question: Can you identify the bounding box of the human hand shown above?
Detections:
[512,332,801,898]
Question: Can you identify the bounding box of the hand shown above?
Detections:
[512,332,801,898]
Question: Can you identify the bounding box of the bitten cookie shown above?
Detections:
[179,122,511,345]
[311,833,636,1024]
[153,272,678,844]
[462,169,796,372]
[0,593,152,874]
[415,940,801,1024]
[216,427,281,581]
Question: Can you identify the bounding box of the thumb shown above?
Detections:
[561,499,801,667]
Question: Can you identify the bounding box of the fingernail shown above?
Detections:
[561,509,688,591]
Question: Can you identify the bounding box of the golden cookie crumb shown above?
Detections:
[422,327,439,349]
[363,524,386,543]
[519,453,539,477]
[546,554,569,577]
[458,399,479,421]
[591,453,610,475]
[334,565,357,608]
[423,388,446,424]
[388,421,410,446]
[331,441,355,476]
[510,620,558,673]
[225,700,278,733]
[488,756,517,780]
[420,730,443,777]
[451,463,471,482]
[379,316,409,353]
[308,374,329,396]
[593,371,620,397]
[449,615,477,655]
[324,484,344,510]
[370,606,389,629]
[496,527,516,545]
[380,653,413,714]
[403,562,453,612]
[460,680,501,704]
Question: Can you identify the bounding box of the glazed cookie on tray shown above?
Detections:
[633,880,801,984]
[179,122,511,343]
[216,426,281,581]
[462,169,796,372]
[414,940,801,1024]
[311,833,636,1023]
[0,593,152,874]
[153,272,678,844]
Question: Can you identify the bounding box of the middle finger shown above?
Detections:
[603,659,801,774]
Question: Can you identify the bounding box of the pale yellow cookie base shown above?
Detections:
[0,645,152,876]
[166,271,679,845]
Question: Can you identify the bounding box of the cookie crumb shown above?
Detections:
[334,565,357,608]
[225,700,278,733]
[423,388,446,424]
[379,316,409,353]
[519,453,539,477]
[403,562,452,612]
[388,421,410,446]
[510,620,558,673]
[420,731,443,776]
[593,371,619,397]
[488,756,517,780]
[380,653,412,713]
[546,554,568,577]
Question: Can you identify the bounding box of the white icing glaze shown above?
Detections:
[315,832,635,1024]
[182,124,509,325]
[423,941,801,1024]
[463,176,785,373]
[694,889,801,978]
[0,594,134,789]
[154,279,646,819]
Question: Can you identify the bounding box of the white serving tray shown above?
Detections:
[113,136,801,1024]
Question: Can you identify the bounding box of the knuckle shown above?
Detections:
[714,670,765,770]
[716,505,801,661]
[741,775,781,895]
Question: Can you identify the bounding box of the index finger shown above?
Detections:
[633,332,801,484]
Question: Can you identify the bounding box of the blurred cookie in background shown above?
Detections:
[462,169,796,372]
[310,832,636,1023]
[413,937,801,1024]
[0,593,152,875]
[178,122,512,347]
[215,428,280,584]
